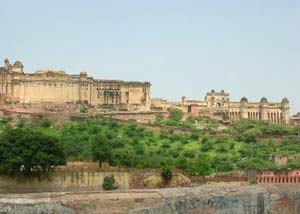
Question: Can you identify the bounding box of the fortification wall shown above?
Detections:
[0,162,191,193]
[15,82,80,103]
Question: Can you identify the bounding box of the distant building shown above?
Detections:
[152,90,290,124]
[256,169,300,184]
[0,59,151,112]
[182,90,290,124]
[290,113,300,126]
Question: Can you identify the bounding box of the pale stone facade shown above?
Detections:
[182,90,290,124]
[290,113,300,126]
[152,90,290,124]
[0,59,151,111]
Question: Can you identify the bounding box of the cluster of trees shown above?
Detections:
[58,118,300,174]
[154,109,197,129]
[0,122,65,177]
[228,119,300,140]
[1,116,300,178]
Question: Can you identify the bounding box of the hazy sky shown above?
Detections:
[1,1,299,113]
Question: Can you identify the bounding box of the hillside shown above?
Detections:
[1,110,300,176]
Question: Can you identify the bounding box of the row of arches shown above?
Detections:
[248,112,260,120]
[229,111,284,124]
[98,90,121,105]
[268,112,282,125]
[257,176,300,184]
[229,111,240,122]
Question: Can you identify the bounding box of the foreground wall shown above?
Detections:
[0,185,300,214]
[0,162,191,192]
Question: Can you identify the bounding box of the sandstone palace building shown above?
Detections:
[0,59,151,111]
[0,58,291,124]
[182,90,290,124]
[152,90,290,124]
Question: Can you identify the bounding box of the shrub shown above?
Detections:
[169,108,183,122]
[201,136,209,144]
[161,140,171,148]
[216,144,228,153]
[183,150,196,158]
[40,118,51,128]
[211,156,234,172]
[185,158,212,176]
[103,175,117,190]
[243,128,262,143]
[229,142,235,150]
[16,117,26,128]
[80,105,88,113]
[170,150,180,158]
[175,156,188,170]
[154,113,164,125]
[161,167,173,183]
[201,143,213,152]
[214,137,229,144]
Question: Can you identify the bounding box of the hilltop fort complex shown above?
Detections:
[0,59,151,112]
[0,59,295,125]
[152,90,290,125]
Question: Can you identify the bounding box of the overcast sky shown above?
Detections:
[1,1,299,113]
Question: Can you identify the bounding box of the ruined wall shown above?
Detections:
[107,112,166,124]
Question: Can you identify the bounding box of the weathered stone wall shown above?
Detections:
[0,185,300,214]
[0,171,130,193]
[0,162,191,193]
[106,112,168,124]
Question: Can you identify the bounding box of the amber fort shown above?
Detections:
[0,59,151,112]
[0,58,294,124]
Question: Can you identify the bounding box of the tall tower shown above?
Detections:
[12,61,24,73]
[281,98,290,124]
[4,58,10,69]
[144,82,151,111]
[79,71,89,103]
[240,97,248,119]
[260,97,269,122]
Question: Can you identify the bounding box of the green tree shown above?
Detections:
[186,158,212,176]
[103,175,117,190]
[169,108,183,122]
[161,167,173,183]
[154,113,164,125]
[201,143,213,152]
[211,156,234,172]
[91,133,112,166]
[243,128,262,143]
[40,118,52,128]
[0,127,65,177]
[16,117,26,128]
[80,105,88,113]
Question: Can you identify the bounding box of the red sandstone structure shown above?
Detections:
[256,169,300,184]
